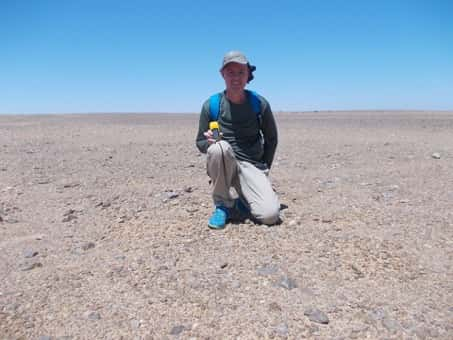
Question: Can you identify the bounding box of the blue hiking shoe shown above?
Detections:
[208,206,229,229]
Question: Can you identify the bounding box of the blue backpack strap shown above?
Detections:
[209,93,222,121]
[247,90,263,127]
[248,90,261,115]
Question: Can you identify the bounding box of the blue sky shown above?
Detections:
[1,0,452,113]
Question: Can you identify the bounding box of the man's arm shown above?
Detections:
[195,100,210,153]
[260,99,278,168]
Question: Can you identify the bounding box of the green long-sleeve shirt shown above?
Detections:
[195,91,278,169]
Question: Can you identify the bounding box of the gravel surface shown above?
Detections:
[1,112,452,339]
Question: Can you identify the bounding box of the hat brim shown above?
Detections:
[220,59,249,71]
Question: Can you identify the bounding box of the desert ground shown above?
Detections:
[0,111,452,339]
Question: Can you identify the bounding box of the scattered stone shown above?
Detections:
[63,182,80,188]
[269,302,282,312]
[351,264,365,278]
[304,308,329,324]
[278,276,297,290]
[257,264,278,276]
[321,218,333,223]
[169,325,185,335]
[84,310,101,320]
[448,306,453,312]
[81,242,95,251]
[288,219,298,227]
[96,201,111,208]
[0,215,3,222]
[62,210,77,222]
[130,319,140,329]
[64,209,76,216]
[382,317,400,333]
[183,186,193,193]
[231,281,241,289]
[24,249,39,258]
[4,303,20,312]
[25,321,34,328]
[369,307,387,321]
[431,152,441,159]
[38,336,52,340]
[62,215,77,222]
[20,262,43,271]
[166,191,179,199]
[274,323,289,337]
[37,179,51,184]
[220,262,228,269]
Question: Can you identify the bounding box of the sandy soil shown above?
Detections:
[1,111,452,339]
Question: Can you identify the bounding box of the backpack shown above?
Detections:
[209,90,263,125]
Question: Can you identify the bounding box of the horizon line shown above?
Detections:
[1,109,453,115]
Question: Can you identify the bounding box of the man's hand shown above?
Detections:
[204,130,222,145]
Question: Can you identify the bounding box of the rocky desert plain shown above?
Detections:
[0,111,452,339]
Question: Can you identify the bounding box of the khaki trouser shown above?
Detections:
[206,140,280,225]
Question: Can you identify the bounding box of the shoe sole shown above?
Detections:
[208,223,226,230]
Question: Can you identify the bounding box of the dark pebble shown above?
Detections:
[169,325,185,335]
[85,311,101,320]
[269,302,282,312]
[81,242,95,251]
[99,201,111,208]
[304,308,329,324]
[62,215,77,222]
[24,249,39,258]
[278,276,297,290]
[63,209,76,216]
[166,192,179,199]
[20,262,43,271]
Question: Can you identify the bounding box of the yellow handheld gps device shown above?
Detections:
[209,121,221,141]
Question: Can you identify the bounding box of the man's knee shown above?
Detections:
[253,201,280,225]
[207,141,231,159]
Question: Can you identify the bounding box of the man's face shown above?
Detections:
[221,62,249,92]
